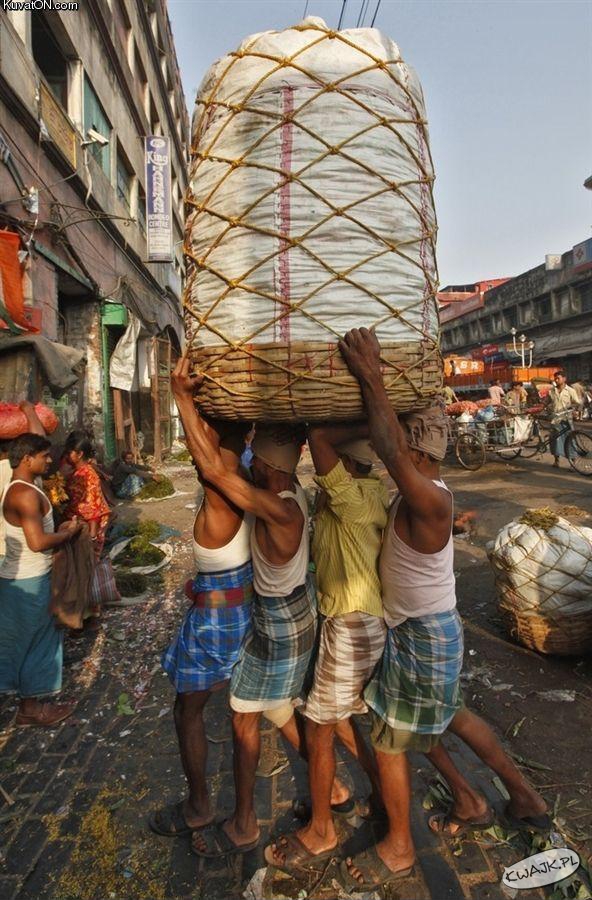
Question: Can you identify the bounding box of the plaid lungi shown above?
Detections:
[365,610,464,754]
[230,577,317,712]
[303,612,386,724]
[162,561,253,694]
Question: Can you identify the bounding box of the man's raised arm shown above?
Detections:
[307,422,368,476]
[338,328,445,518]
[171,357,297,527]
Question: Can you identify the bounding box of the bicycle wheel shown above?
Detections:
[520,422,545,458]
[455,433,486,470]
[566,430,592,476]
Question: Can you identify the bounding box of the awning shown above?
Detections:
[532,323,592,362]
[0,333,84,394]
[114,282,183,344]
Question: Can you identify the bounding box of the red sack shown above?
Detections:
[445,400,478,417]
[0,403,59,439]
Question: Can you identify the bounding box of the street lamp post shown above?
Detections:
[509,327,534,368]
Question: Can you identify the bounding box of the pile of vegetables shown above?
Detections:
[444,400,478,417]
[117,535,165,567]
[137,476,175,500]
[114,570,148,597]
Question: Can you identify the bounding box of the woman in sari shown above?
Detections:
[63,433,111,556]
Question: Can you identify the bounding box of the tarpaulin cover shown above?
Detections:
[0,231,28,330]
[0,333,84,395]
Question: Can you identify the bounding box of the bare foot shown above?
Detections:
[182,798,214,830]
[506,787,548,821]
[345,840,415,885]
[191,816,260,856]
[429,792,491,836]
[329,777,350,806]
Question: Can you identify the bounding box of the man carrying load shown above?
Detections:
[265,426,388,870]
[338,328,549,891]
[170,358,318,857]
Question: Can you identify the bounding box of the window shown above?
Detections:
[137,189,146,234]
[538,297,552,322]
[504,307,517,329]
[83,77,111,177]
[518,302,532,326]
[580,283,592,313]
[31,12,68,107]
[480,317,492,338]
[116,149,133,213]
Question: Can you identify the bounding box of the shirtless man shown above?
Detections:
[0,433,81,726]
[339,329,549,892]
[149,359,254,838]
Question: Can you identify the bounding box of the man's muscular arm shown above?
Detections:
[307,422,368,476]
[172,357,298,527]
[15,489,79,551]
[339,328,448,521]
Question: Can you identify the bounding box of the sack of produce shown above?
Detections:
[185,16,441,421]
[445,401,478,417]
[0,403,59,439]
[488,508,592,655]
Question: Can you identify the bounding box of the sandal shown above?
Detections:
[149,801,204,837]
[264,832,339,873]
[503,803,552,834]
[339,846,414,892]
[428,805,495,839]
[191,820,260,859]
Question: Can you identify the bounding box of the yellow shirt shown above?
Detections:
[312,460,388,618]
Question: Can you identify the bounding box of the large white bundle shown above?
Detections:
[184,17,441,420]
[488,516,592,616]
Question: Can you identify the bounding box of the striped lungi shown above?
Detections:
[230,577,317,713]
[162,561,253,694]
[303,612,386,724]
[365,609,464,754]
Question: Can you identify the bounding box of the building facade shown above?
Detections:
[440,238,592,385]
[0,0,189,460]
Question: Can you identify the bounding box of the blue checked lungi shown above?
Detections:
[365,610,464,753]
[230,577,317,711]
[162,561,253,694]
[114,474,144,499]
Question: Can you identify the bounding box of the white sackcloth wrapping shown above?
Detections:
[186,16,438,350]
[488,517,592,616]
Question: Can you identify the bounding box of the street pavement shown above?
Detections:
[0,455,589,900]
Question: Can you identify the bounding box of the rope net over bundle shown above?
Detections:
[184,16,443,421]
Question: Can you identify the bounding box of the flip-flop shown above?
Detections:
[339,846,414,892]
[149,800,202,837]
[292,797,355,821]
[428,806,495,839]
[191,820,260,859]
[503,803,552,834]
[264,832,339,874]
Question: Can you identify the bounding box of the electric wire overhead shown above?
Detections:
[337,0,347,30]
[370,0,382,27]
[356,0,370,27]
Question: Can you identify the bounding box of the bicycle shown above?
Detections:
[520,411,592,476]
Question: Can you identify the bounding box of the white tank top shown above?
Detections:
[0,480,54,580]
[379,479,456,627]
[251,484,309,598]
[192,508,253,572]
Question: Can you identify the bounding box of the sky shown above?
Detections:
[168,0,592,286]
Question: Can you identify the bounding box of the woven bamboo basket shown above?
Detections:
[184,17,442,421]
[498,596,592,657]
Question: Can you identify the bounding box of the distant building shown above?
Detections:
[440,239,592,384]
[0,0,189,460]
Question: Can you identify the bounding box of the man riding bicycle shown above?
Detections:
[545,371,582,468]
